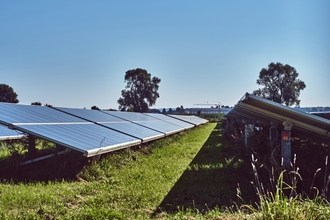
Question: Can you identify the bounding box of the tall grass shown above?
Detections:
[239,154,330,220]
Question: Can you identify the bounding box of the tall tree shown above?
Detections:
[117,68,161,112]
[253,62,306,106]
[0,84,19,103]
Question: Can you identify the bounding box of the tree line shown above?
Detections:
[1,62,306,110]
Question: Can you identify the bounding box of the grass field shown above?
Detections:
[0,122,329,219]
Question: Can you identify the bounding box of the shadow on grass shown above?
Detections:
[154,123,256,215]
[0,148,88,183]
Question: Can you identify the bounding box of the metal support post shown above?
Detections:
[28,135,37,155]
[281,120,293,169]
[269,121,278,152]
[244,123,253,147]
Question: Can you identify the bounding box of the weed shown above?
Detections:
[240,153,330,219]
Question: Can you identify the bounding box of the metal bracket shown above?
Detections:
[20,149,71,165]
[283,120,293,130]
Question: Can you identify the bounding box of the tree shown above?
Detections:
[149,108,161,113]
[117,68,161,112]
[91,105,100,110]
[253,62,306,106]
[175,105,185,114]
[162,108,166,114]
[31,101,42,105]
[0,84,19,103]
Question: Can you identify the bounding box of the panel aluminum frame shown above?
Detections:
[0,103,86,125]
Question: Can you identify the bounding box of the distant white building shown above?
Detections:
[294,106,330,114]
[184,107,232,115]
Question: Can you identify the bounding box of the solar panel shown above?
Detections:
[13,123,141,157]
[168,115,209,126]
[0,102,209,158]
[104,111,186,135]
[0,103,85,124]
[143,113,195,129]
[227,93,330,139]
[105,111,161,122]
[54,107,165,142]
[0,103,141,156]
[0,124,24,140]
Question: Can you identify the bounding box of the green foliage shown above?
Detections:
[1,139,28,156]
[90,105,100,110]
[0,84,19,103]
[31,101,42,105]
[117,68,161,112]
[253,62,306,106]
[0,139,87,182]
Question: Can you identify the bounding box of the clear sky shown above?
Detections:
[1,1,329,109]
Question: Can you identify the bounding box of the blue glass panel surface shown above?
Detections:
[0,103,85,124]
[104,111,160,122]
[132,121,185,135]
[55,108,165,141]
[143,113,195,129]
[15,123,141,157]
[168,115,209,125]
[55,107,123,123]
[0,103,204,157]
[100,122,165,141]
[0,124,24,140]
[104,111,186,135]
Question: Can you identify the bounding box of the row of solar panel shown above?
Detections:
[227,93,330,139]
[0,103,208,157]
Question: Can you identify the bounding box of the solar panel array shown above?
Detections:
[0,103,208,157]
[227,93,330,139]
[55,107,165,142]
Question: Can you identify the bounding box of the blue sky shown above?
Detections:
[1,1,329,109]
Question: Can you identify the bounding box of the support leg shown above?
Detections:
[28,135,37,155]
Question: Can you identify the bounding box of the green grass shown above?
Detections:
[0,122,329,219]
[0,123,230,219]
